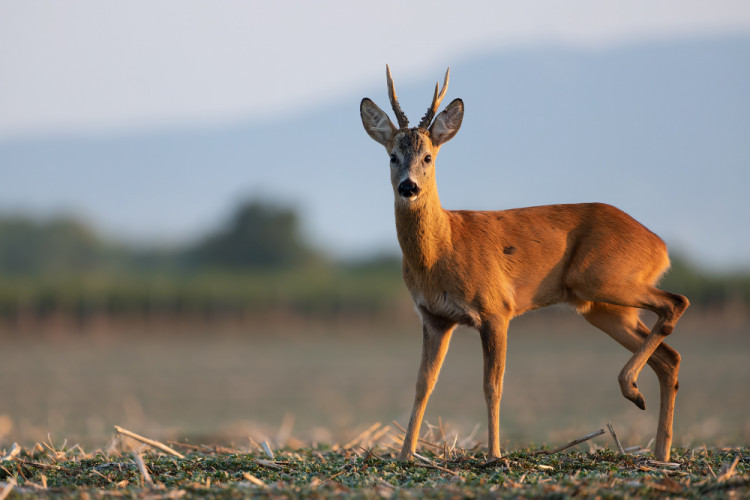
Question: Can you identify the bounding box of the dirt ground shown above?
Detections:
[1,309,747,451]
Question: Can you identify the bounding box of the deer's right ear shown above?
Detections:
[361,98,397,147]
[430,98,463,147]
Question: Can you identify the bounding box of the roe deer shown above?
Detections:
[360,65,689,462]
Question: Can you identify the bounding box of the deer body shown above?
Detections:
[400,202,671,322]
[361,66,688,462]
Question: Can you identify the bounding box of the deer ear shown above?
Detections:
[430,98,463,146]
[361,98,397,147]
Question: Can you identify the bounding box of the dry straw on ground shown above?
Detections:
[1,422,748,498]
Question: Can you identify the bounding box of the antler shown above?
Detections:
[418,67,450,129]
[386,65,409,129]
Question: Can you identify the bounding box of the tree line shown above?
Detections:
[0,200,405,330]
[0,200,318,274]
[0,199,747,330]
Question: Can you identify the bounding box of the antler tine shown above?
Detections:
[386,64,409,129]
[418,67,450,129]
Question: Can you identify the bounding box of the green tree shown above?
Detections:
[186,200,317,270]
[0,216,108,275]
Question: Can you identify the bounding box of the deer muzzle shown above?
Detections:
[398,179,421,199]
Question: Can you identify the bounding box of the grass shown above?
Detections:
[0,264,409,322]
[1,433,748,499]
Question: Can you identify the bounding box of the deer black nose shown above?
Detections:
[398,179,420,198]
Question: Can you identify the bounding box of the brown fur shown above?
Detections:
[360,67,688,462]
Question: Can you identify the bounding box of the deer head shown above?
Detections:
[360,65,464,204]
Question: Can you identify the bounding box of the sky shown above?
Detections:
[2,0,750,140]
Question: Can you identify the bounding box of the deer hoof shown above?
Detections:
[620,378,646,410]
[631,393,646,410]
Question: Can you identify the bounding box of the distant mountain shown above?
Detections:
[2,36,749,269]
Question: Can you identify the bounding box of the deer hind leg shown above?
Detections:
[570,279,687,410]
[583,302,681,462]
[479,316,509,460]
[616,286,687,412]
[400,312,456,460]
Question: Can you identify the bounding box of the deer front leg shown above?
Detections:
[400,315,456,460]
[479,316,509,460]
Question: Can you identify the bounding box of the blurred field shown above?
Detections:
[0,309,748,452]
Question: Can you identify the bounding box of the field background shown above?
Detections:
[2,11,749,498]
[2,309,747,453]
[3,15,750,459]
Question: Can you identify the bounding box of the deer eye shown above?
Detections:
[424,154,432,163]
[390,154,397,164]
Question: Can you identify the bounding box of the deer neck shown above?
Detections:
[394,186,452,270]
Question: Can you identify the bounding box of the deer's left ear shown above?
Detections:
[429,99,463,146]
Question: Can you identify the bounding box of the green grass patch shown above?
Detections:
[0,265,409,322]
[2,442,747,498]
